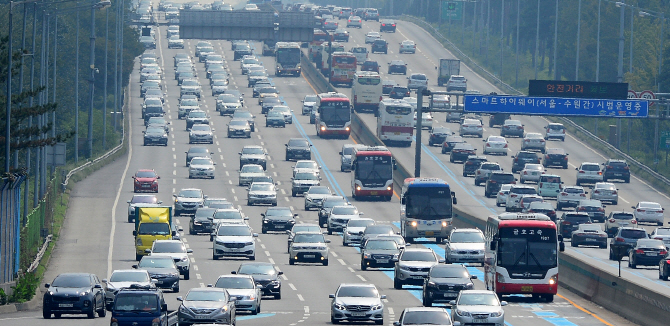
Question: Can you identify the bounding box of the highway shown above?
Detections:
[0,5,644,326]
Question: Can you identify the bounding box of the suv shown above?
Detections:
[422,265,476,307]
[505,185,538,212]
[233,262,283,299]
[109,286,169,325]
[602,159,631,183]
[361,60,380,73]
[609,227,650,260]
[511,151,541,173]
[363,8,380,21]
[371,39,388,54]
[462,156,487,177]
[576,162,604,185]
[604,211,635,237]
[148,240,193,279]
[388,60,407,75]
[289,232,330,266]
[173,188,205,216]
[285,138,312,161]
[379,19,396,32]
[558,212,592,239]
[394,248,441,289]
[446,75,467,92]
[407,73,428,90]
[545,123,566,141]
[576,199,606,223]
[556,186,587,210]
[475,162,502,186]
[304,186,333,210]
[542,148,569,168]
[239,145,268,170]
[484,172,516,198]
[361,238,400,270]
[43,273,106,319]
[389,85,410,99]
[488,113,511,127]
[261,207,297,233]
[212,223,258,260]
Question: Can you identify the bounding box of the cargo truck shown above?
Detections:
[133,206,179,261]
[437,59,460,86]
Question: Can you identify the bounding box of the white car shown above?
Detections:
[576,162,603,186]
[520,163,545,184]
[302,94,318,115]
[545,123,566,141]
[304,186,333,211]
[246,182,278,206]
[178,99,200,119]
[103,270,155,309]
[241,57,261,74]
[556,186,588,210]
[407,73,428,90]
[482,135,508,155]
[495,184,513,207]
[459,118,484,138]
[346,15,362,28]
[590,182,618,205]
[289,232,330,265]
[474,162,503,186]
[188,156,216,179]
[238,164,266,186]
[632,201,665,226]
[167,36,184,49]
[413,112,433,130]
[213,275,261,315]
[505,185,538,212]
[450,290,507,325]
[148,240,193,279]
[446,75,467,92]
[212,223,257,260]
[342,218,375,246]
[210,209,248,236]
[399,40,416,54]
[444,228,485,265]
[293,160,321,176]
[188,124,214,144]
[327,205,363,235]
[521,132,547,153]
[364,32,381,44]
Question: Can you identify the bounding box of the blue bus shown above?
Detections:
[400,178,457,243]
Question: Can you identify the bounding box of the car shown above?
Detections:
[518,194,544,212]
[471,162,501,187]
[204,198,234,210]
[189,207,216,235]
[449,290,507,326]
[232,110,256,132]
[185,146,212,166]
[441,135,465,154]
[247,70,268,87]
[446,111,463,122]
[143,88,164,104]
[556,186,588,210]
[211,80,228,96]
[346,15,362,28]
[459,118,483,138]
[609,227,650,260]
[379,19,396,32]
[286,138,312,161]
[210,209,248,232]
[394,248,441,289]
[449,143,476,163]
[261,207,297,233]
[185,110,209,130]
[388,60,407,75]
[261,97,282,114]
[301,94,318,116]
[340,144,364,172]
[511,151,541,173]
[542,147,569,168]
[430,94,451,111]
[213,275,262,315]
[132,256,180,293]
[520,132,546,153]
[139,35,156,49]
[188,156,216,179]
[361,224,396,246]
[227,119,252,138]
[632,201,665,226]
[505,185,537,212]
[173,188,205,216]
[239,145,268,170]
[422,265,476,307]
[495,184,513,206]
[651,226,670,249]
[323,19,339,30]
[178,98,200,119]
[247,182,277,206]
[444,228,485,265]
[360,238,400,270]
[407,73,428,90]
[361,59,381,73]
[365,31,381,44]
[343,218,376,246]
[520,163,545,183]
[576,162,603,185]
[659,252,670,280]
[428,127,453,146]
[364,8,380,21]
[482,135,508,155]
[604,211,636,237]
[571,224,608,248]
[265,110,286,128]
[212,223,257,260]
[253,81,274,98]
[288,231,330,265]
[148,240,193,279]
[241,56,261,74]
[350,46,369,65]
[545,122,566,141]
[399,40,416,54]
[271,105,293,124]
[102,270,154,310]
[232,262,283,299]
[389,85,410,99]
[188,124,214,144]
[329,283,385,324]
[381,79,396,95]
[180,79,202,98]
[371,39,388,54]
[318,195,350,227]
[602,159,631,183]
[558,212,592,239]
[216,94,243,115]
[628,239,667,268]
[43,273,106,319]
[132,169,159,193]
[167,35,184,49]
[488,113,511,127]
[291,169,321,197]
[238,164,265,186]
[333,28,350,42]
[500,119,524,137]
[327,205,363,234]
[577,199,606,222]
[287,223,322,252]
[461,155,487,178]
[485,171,516,198]
[127,194,161,222]
[445,75,467,92]
[527,201,558,221]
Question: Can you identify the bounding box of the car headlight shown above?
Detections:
[263,220,269,224]
[371,304,382,310]
[333,302,346,310]
[245,242,254,246]
[363,253,371,259]
[427,281,436,287]
[179,305,189,314]
[466,283,474,289]
[221,305,229,312]
[215,240,225,245]
[393,254,399,260]
[80,290,90,296]
[136,238,143,246]
[317,246,327,250]
[456,309,470,317]
[399,265,411,271]
[181,257,189,262]
[171,272,179,277]
[490,310,503,318]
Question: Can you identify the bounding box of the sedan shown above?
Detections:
[346,15,362,28]
[132,256,180,293]
[629,239,668,268]
[571,224,608,248]
[576,162,604,186]
[287,223,322,252]
[422,265,476,307]
[495,184,513,207]
[227,119,252,138]
[289,232,330,265]
[188,157,216,179]
[177,288,235,325]
[388,60,407,75]
[441,135,465,154]
[459,119,483,138]
[327,205,363,234]
[329,283,386,324]
[238,164,265,186]
[266,110,286,128]
[304,186,333,211]
[247,182,277,206]
[449,143,477,163]
[428,127,453,146]
[482,135,508,155]
[633,201,665,226]
[333,29,350,42]
[232,110,256,132]
[103,270,154,310]
[233,262,283,299]
[444,228,485,265]
[394,248,441,289]
[143,126,168,146]
[365,31,381,44]
[213,275,261,315]
[361,238,400,270]
[271,105,293,124]
[43,273,106,319]
[591,182,618,205]
[189,124,214,144]
[521,132,547,153]
[399,40,416,54]
[450,290,507,326]
[604,211,636,237]
[500,119,525,137]
[413,112,433,130]
[519,163,545,184]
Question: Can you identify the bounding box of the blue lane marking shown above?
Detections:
[237,313,276,320]
[520,304,577,326]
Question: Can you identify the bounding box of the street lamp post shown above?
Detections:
[576,0,582,80]
[553,0,558,80]
[639,10,665,92]
[87,0,96,159]
[514,0,519,85]
[534,0,540,80]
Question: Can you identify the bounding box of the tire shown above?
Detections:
[136,254,142,261]
[274,291,281,300]
[98,303,107,317]
[629,257,636,269]
[661,269,669,281]
[43,309,51,319]
[393,278,402,289]
[571,240,577,247]
[292,191,297,197]
[128,215,133,223]
[184,269,190,280]
[361,260,367,270]
[87,302,96,318]
[544,294,554,303]
[249,255,255,261]
[213,253,218,260]
[174,284,180,293]
[609,249,614,261]
[331,316,340,324]
[323,259,329,266]
[423,296,432,307]
[54,313,61,318]
[262,228,267,234]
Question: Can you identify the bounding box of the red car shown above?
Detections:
[133,169,160,193]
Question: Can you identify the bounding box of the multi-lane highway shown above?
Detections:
[0,5,650,326]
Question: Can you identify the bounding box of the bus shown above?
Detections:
[377,99,414,147]
[309,29,328,61]
[315,92,351,139]
[484,213,565,302]
[329,52,357,87]
[317,42,346,75]
[352,72,382,113]
[275,42,302,76]
[400,178,457,243]
[351,146,395,201]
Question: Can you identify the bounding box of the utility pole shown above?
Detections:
[534,0,540,79]
[553,0,559,80]
[87,0,96,159]
[103,7,108,149]
[515,0,520,85]
[575,0,582,80]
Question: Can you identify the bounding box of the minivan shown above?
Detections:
[537,174,562,198]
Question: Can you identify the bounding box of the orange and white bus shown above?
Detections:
[351,146,395,201]
[329,52,357,87]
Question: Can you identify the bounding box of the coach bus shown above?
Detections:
[274,42,301,76]
[351,71,382,113]
[329,52,357,87]
[377,99,414,147]
[484,213,565,302]
[400,178,457,243]
[351,146,395,201]
[315,92,351,138]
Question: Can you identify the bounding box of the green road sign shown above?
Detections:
[662,131,670,149]
[441,1,463,21]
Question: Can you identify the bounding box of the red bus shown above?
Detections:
[351,146,395,201]
[315,92,351,139]
[309,29,328,61]
[329,52,357,87]
[484,213,565,302]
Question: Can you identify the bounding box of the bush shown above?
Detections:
[0,288,7,305]
[9,273,39,303]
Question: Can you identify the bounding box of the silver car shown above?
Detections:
[289,232,330,266]
[213,275,261,315]
[327,205,363,235]
[632,201,665,226]
[393,248,441,289]
[177,288,235,325]
[127,195,161,222]
[246,182,277,206]
[521,132,546,153]
[329,283,386,324]
[343,218,376,246]
[450,290,507,326]
[590,182,618,205]
[444,228,485,266]
[103,270,155,309]
[340,144,363,172]
[304,186,333,211]
[459,119,483,138]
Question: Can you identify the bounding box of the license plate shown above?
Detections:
[646,252,657,256]
[444,292,457,297]
[473,319,489,323]
[58,303,73,308]
[376,259,389,263]
[194,315,210,319]
[274,225,285,229]
[614,173,622,176]
[412,276,424,279]
[425,231,434,236]
[351,312,366,317]
[370,191,378,195]
[142,184,151,187]
[227,248,242,252]
[394,132,400,135]
[586,238,596,241]
[521,286,533,292]
[304,254,315,258]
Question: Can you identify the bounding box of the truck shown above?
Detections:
[109,285,178,326]
[275,42,302,76]
[133,206,176,261]
[437,59,460,86]
[262,40,276,56]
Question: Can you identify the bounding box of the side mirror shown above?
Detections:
[393,322,401,326]
[471,275,478,279]
[145,249,152,254]
[177,296,184,301]
[278,271,284,275]
[161,303,168,312]
[133,231,137,236]
[132,265,138,269]
[325,239,331,243]
[559,241,565,252]
[187,249,193,253]
[45,283,51,288]
[127,200,131,203]
[231,271,237,274]
[449,300,456,305]
[501,301,508,306]
[329,294,335,298]
[253,233,259,237]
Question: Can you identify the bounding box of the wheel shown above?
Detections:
[659,222,664,226]
[184,269,190,280]
[213,252,218,260]
[128,215,133,223]
[87,301,96,318]
[609,249,614,261]
[262,228,267,234]
[629,257,636,269]
[54,313,61,318]
[323,259,329,266]
[292,191,297,197]
[174,284,179,293]
[625,178,630,183]
[136,254,142,261]
[423,296,432,307]
[661,269,669,281]
[327,228,333,235]
[475,180,480,186]
[331,316,340,324]
[249,255,255,260]
[98,302,107,317]
[393,278,402,289]
[274,291,281,300]
[43,309,51,319]
[543,294,554,302]
[361,260,367,270]
[571,240,577,247]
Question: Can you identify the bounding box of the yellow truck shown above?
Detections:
[133,206,176,261]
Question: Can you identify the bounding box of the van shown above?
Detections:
[537,174,562,198]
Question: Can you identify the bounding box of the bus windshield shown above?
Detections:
[357,77,381,85]
[320,102,350,123]
[276,48,301,64]
[405,187,453,220]
[355,156,393,183]
[498,227,558,272]
[385,105,411,115]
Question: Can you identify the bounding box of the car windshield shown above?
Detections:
[185,291,227,302]
[564,187,584,194]
[304,95,317,102]
[234,111,253,119]
[324,198,347,208]
[458,293,499,306]
[52,275,91,287]
[621,229,648,238]
[640,202,662,209]
[581,164,600,171]
[268,111,283,117]
[332,207,357,215]
[152,242,186,253]
[402,251,436,261]
[238,264,275,275]
[638,239,664,248]
[308,187,330,195]
[178,189,202,198]
[250,183,273,191]
[181,99,198,106]
[214,210,242,220]
[110,271,149,283]
[131,195,158,204]
[136,171,157,178]
[611,213,633,220]
[191,125,210,132]
[402,311,451,325]
[188,111,206,118]
[288,139,309,147]
[479,163,500,170]
[138,223,171,236]
[293,233,326,243]
[365,240,397,250]
[337,286,378,298]
[217,225,251,236]
[295,172,318,180]
[215,277,254,289]
[241,165,263,173]
[190,158,213,166]
[249,71,266,76]
[348,219,375,228]
[242,147,264,155]
[450,232,484,243]
[230,120,248,127]
[182,80,198,87]
[138,258,174,269]
[220,96,238,103]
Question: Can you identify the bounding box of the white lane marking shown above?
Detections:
[269,258,276,265]
[356,275,366,281]
[284,197,290,202]
[347,267,355,273]
[173,170,176,175]
[289,283,297,291]
[297,294,305,301]
[228,180,232,184]
[265,250,271,256]
[199,282,205,288]
[231,188,235,194]
[331,251,338,257]
[260,244,266,249]
[619,196,630,204]
[173,179,176,184]
[338,259,346,265]
[225,171,229,176]
[280,273,288,280]
[270,163,275,169]
[568,162,577,169]
[193,265,198,271]
[304,306,309,314]
[233,196,238,201]
[196,274,202,280]
[281,189,286,195]
[388,307,394,315]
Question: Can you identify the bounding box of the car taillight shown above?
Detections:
[606,165,612,169]
[490,180,497,184]
[539,183,543,187]
[545,155,550,159]
[511,194,518,198]
[379,96,383,102]
[517,126,523,129]
[631,219,638,224]
[354,95,357,102]
[540,139,545,143]
[579,170,585,173]
[598,171,602,175]
[580,193,586,197]
[598,208,605,212]
[382,23,386,26]
[486,143,491,147]
[624,166,630,170]
[658,210,665,213]
[608,218,616,223]
[514,158,518,162]
[523,171,528,175]
[504,144,508,148]
[612,191,617,195]
[637,209,644,212]
[615,237,625,242]
[561,192,567,196]
[498,192,504,196]
[594,190,600,194]
[578,207,586,211]
[466,162,473,165]
[562,221,571,225]
[392,24,396,26]
[655,237,664,240]
[635,249,645,254]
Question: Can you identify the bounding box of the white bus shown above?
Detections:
[377,99,414,147]
[351,72,382,114]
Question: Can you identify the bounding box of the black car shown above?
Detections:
[659,252,670,280]
[484,172,516,198]
[389,85,410,99]
[133,256,181,293]
[543,147,569,168]
[43,273,106,319]
[602,159,631,183]
[449,143,476,163]
[388,60,407,75]
[189,207,216,234]
[233,262,283,299]
[361,60,380,73]
[143,126,168,146]
[379,19,396,32]
[629,239,667,268]
[462,156,487,177]
[285,138,312,161]
[382,79,396,95]
[558,212,592,239]
[360,238,400,270]
[609,227,650,260]
[262,207,297,233]
[371,39,388,54]
[428,127,452,146]
[488,113,511,127]
[441,135,464,153]
[233,44,252,60]
[261,97,283,114]
[185,146,212,166]
[422,264,475,307]
[511,151,541,173]
[332,29,349,42]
